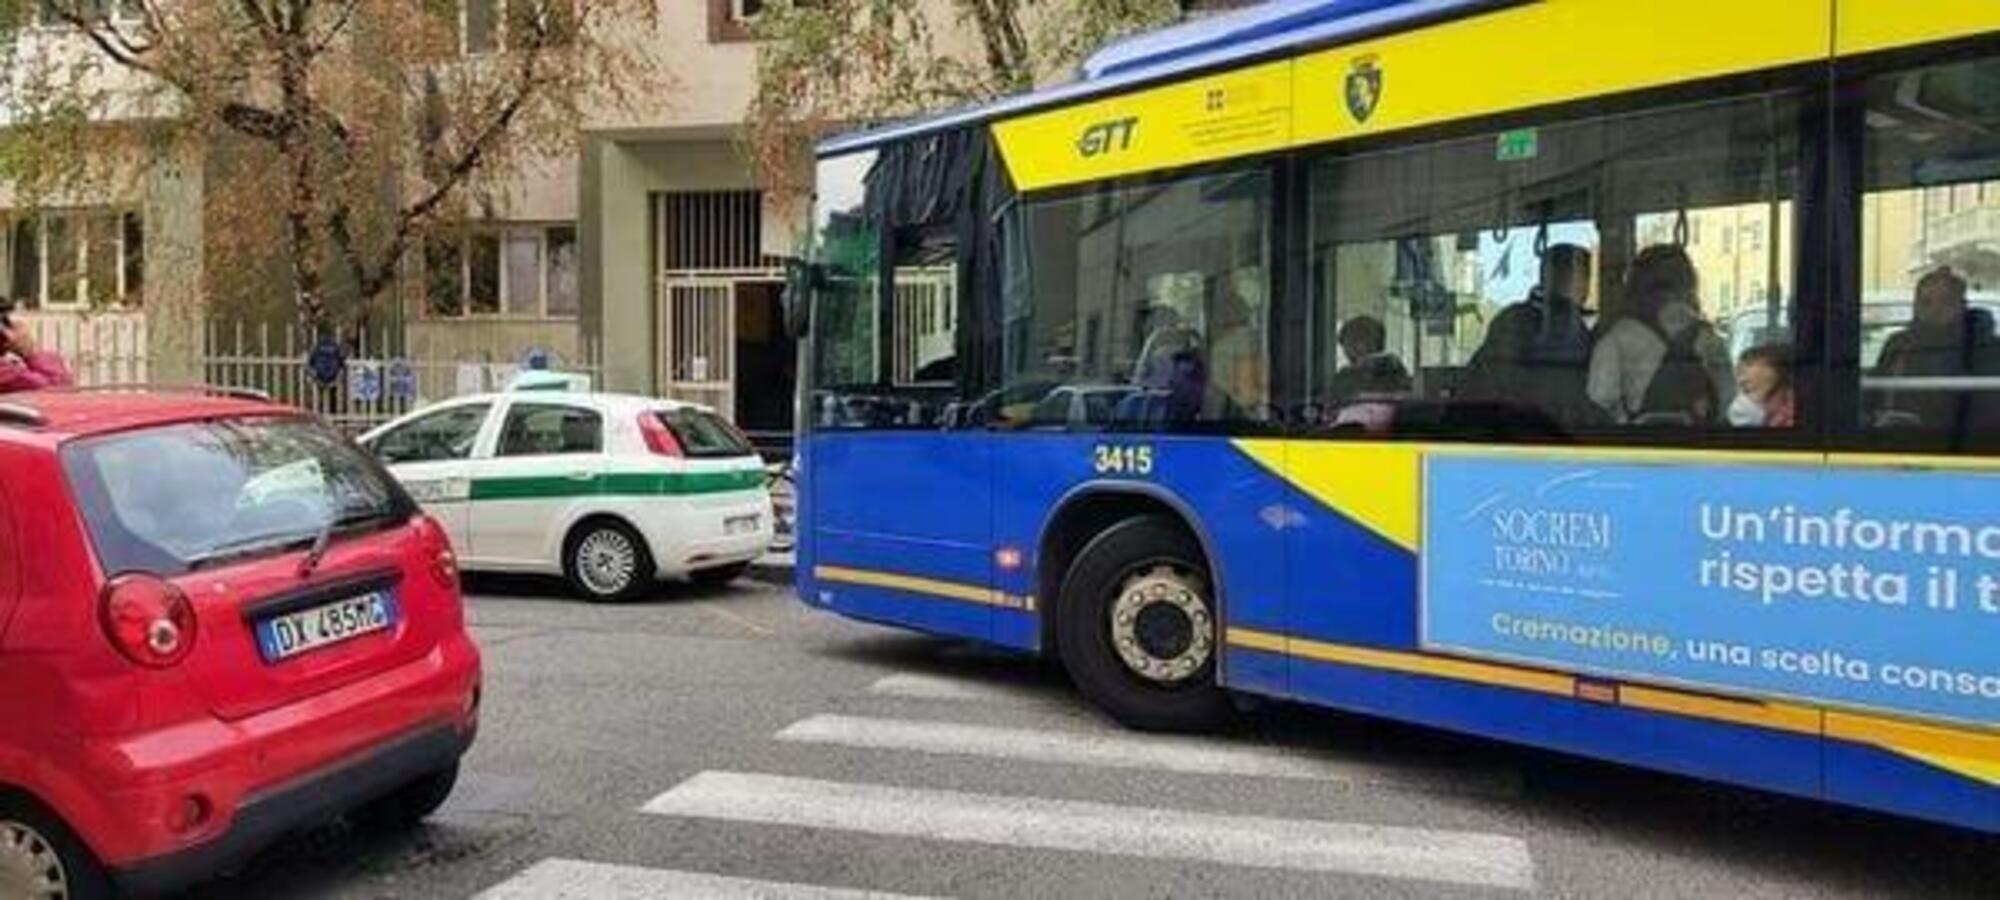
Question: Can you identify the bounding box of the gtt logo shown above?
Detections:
[1077,117,1138,158]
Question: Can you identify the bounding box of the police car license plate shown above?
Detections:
[255,592,397,663]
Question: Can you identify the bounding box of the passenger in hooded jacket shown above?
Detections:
[1586,245,1734,424]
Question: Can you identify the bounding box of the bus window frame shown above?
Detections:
[1828,34,2000,457]
[992,156,1290,438]
[1282,65,1831,452]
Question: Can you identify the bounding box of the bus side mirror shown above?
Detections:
[782,258,819,339]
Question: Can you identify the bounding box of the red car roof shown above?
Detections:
[0,389,298,440]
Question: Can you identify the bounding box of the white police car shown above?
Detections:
[359,378,773,601]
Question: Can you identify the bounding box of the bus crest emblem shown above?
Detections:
[1345,55,1382,123]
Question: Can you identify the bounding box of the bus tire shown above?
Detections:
[1056,515,1233,733]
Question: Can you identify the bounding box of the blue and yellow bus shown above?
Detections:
[788,0,2000,832]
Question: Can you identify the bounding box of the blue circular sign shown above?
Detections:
[307,337,347,386]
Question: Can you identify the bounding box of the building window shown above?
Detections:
[546,226,579,316]
[0,210,144,310]
[425,224,578,320]
[464,0,500,54]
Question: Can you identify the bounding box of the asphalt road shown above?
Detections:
[178,575,1998,899]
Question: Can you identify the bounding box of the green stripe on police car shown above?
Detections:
[470,469,764,501]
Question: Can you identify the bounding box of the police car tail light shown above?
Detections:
[638,413,684,458]
[101,574,197,668]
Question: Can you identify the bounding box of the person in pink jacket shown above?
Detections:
[0,316,74,393]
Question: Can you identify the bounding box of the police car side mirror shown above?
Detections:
[782,258,819,340]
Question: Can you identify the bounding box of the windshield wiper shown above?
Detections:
[186,509,398,574]
[298,509,399,579]
[187,530,318,572]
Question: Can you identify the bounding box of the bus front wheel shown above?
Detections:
[1057,515,1234,732]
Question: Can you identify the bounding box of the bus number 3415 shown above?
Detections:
[1092,444,1155,477]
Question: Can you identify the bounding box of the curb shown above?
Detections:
[748,552,795,587]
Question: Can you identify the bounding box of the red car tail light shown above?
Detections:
[638,413,684,457]
[414,515,460,591]
[431,547,460,592]
[100,574,198,668]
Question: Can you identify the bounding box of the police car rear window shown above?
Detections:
[656,409,752,459]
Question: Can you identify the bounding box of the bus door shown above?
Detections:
[803,143,999,643]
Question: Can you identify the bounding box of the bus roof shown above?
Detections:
[816,0,1512,159]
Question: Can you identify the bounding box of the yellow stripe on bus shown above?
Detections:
[1226,627,1999,786]
[1836,0,2000,55]
[1233,627,1575,696]
[814,565,1034,611]
[1290,0,1831,148]
[993,0,1844,191]
[1230,441,1828,556]
[993,60,1294,193]
[1235,440,1422,552]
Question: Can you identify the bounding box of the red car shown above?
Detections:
[0,389,481,899]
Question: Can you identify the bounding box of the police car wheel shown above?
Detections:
[1057,515,1233,733]
[565,520,654,603]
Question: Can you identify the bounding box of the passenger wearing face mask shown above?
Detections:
[1729,343,1796,428]
[1587,245,1734,424]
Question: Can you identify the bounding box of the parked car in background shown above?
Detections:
[0,388,481,899]
[359,386,773,601]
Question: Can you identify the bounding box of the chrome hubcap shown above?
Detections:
[1109,565,1213,685]
[0,819,68,900]
[577,530,638,595]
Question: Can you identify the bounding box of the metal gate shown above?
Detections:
[654,190,787,420]
[657,276,737,415]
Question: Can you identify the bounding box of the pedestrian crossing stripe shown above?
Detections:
[641,771,1536,890]
[476,859,940,899]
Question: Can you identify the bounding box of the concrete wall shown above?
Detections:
[581,137,769,393]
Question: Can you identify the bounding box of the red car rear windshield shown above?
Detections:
[656,408,754,458]
[62,416,412,576]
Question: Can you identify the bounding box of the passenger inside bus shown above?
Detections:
[1326,316,1412,405]
[1874,268,1999,428]
[1323,316,1413,433]
[1207,274,1267,417]
[1732,343,1796,428]
[1586,245,1734,425]
[1456,242,1600,426]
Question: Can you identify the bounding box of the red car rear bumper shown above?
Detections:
[60,635,480,896]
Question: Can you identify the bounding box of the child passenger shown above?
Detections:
[1730,343,1796,428]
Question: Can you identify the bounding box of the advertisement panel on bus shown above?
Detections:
[1424,455,2000,726]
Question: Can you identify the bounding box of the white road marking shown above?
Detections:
[777,714,1350,782]
[475,859,941,899]
[867,672,1044,704]
[640,772,1537,891]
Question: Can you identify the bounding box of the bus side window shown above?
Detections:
[1856,53,2000,448]
[995,170,1273,432]
[1305,90,1799,440]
